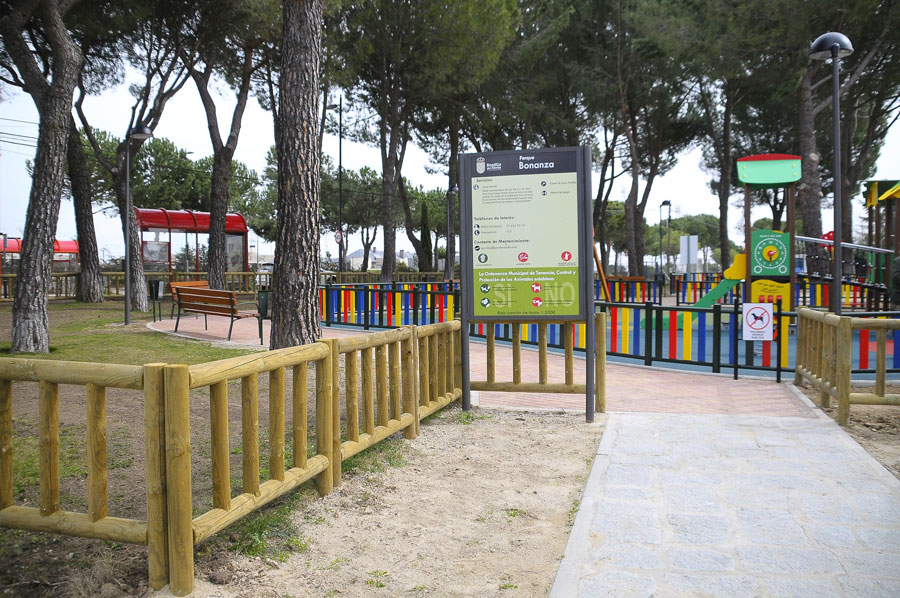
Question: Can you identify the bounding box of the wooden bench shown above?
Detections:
[169,280,209,318]
[174,287,263,344]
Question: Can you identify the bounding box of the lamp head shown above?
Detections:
[450,184,459,194]
[810,32,853,60]
[660,200,671,207]
[128,124,153,141]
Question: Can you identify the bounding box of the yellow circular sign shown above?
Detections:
[762,245,780,263]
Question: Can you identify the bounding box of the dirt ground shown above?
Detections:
[798,382,900,480]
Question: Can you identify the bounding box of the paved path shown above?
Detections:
[552,408,900,597]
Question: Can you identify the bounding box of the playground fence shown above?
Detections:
[795,308,900,425]
[674,276,889,310]
[0,322,463,596]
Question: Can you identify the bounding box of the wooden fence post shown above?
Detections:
[292,363,308,470]
[330,340,342,488]
[793,314,804,386]
[143,364,169,591]
[403,329,417,439]
[269,367,285,482]
[86,384,108,521]
[210,381,230,510]
[39,381,59,516]
[316,342,334,497]
[836,316,852,425]
[595,312,606,413]
[164,364,193,596]
[0,379,13,510]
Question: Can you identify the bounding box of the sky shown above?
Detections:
[1,72,898,266]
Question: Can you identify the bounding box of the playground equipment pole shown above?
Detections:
[659,200,670,277]
[810,32,853,314]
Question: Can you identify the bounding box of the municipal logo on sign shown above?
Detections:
[518,252,529,262]
[476,157,486,174]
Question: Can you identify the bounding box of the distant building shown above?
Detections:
[345,249,412,271]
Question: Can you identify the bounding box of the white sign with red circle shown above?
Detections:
[518,252,529,262]
[742,303,773,341]
[334,230,343,244]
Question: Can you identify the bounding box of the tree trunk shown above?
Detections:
[207,150,233,289]
[3,0,83,353]
[271,0,323,348]
[797,69,823,238]
[397,179,427,269]
[444,117,459,280]
[67,118,103,303]
[717,90,733,270]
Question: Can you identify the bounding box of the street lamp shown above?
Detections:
[445,184,459,279]
[659,200,670,277]
[124,123,153,325]
[810,31,853,315]
[337,95,344,272]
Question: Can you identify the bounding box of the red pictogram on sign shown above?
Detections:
[531,283,542,293]
[561,251,572,261]
[532,297,543,307]
[518,252,529,262]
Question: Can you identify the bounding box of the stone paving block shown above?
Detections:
[803,523,858,549]
[736,508,807,545]
[602,485,654,501]
[604,465,655,488]
[592,501,662,544]
[578,571,656,598]
[736,545,844,574]
[667,547,734,572]
[851,494,900,524]
[838,576,900,597]
[661,485,720,514]
[663,573,760,597]
[798,493,866,524]
[610,453,679,469]
[658,470,724,488]
[856,525,900,552]
[591,543,663,570]
[667,513,730,545]
[834,549,900,577]
[761,575,843,598]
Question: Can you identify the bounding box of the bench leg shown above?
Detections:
[228,318,234,341]
[258,316,263,345]
[175,310,181,332]
[204,314,208,330]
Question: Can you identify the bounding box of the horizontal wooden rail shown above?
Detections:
[340,414,416,461]
[0,506,147,544]
[0,359,143,389]
[188,343,328,388]
[192,456,329,544]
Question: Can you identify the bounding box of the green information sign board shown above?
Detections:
[751,229,791,278]
[459,147,592,320]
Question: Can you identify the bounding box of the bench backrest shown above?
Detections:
[169,280,209,299]
[177,288,238,317]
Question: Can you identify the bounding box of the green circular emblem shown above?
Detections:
[753,234,789,275]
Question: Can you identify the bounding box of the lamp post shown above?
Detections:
[338,95,344,272]
[810,31,853,315]
[445,184,458,279]
[123,124,153,325]
[659,200,670,277]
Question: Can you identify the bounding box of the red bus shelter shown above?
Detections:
[0,238,80,274]
[135,208,249,273]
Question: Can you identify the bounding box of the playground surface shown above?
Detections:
[150,315,900,597]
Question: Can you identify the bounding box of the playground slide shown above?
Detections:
[691,278,741,308]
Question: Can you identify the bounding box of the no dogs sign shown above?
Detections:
[742,303,774,341]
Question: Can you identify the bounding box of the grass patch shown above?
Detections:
[498,582,518,590]
[12,420,87,496]
[503,507,526,522]
[343,436,405,474]
[366,570,389,587]
[0,302,253,365]
[222,485,318,561]
[456,410,492,425]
